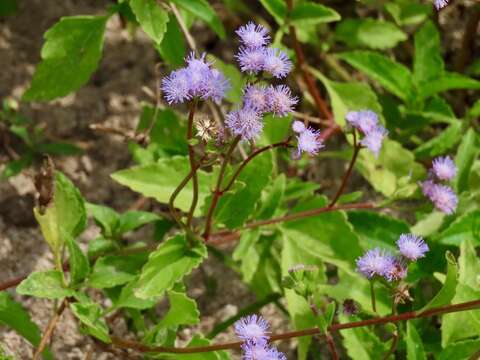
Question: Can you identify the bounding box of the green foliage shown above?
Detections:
[23,16,108,101]
[170,0,225,38]
[17,270,75,299]
[290,2,340,25]
[130,0,169,44]
[70,301,111,343]
[406,322,427,360]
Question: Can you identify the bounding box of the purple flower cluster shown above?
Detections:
[434,0,449,10]
[346,110,388,158]
[161,52,229,104]
[234,315,286,360]
[421,156,458,214]
[235,22,292,78]
[226,23,297,141]
[291,121,324,157]
[356,233,429,282]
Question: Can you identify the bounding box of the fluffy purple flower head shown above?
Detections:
[226,107,263,141]
[428,184,458,214]
[296,127,323,157]
[241,341,286,360]
[384,257,408,282]
[243,85,269,113]
[356,248,394,279]
[397,234,429,261]
[360,126,388,158]
[420,179,436,198]
[292,120,306,134]
[263,48,292,79]
[234,315,270,343]
[432,156,457,181]
[200,68,230,104]
[236,22,270,49]
[346,110,379,134]
[185,52,212,95]
[434,0,449,10]
[236,47,266,74]
[161,68,192,104]
[266,85,298,117]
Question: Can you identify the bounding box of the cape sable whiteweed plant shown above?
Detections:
[2,0,480,359]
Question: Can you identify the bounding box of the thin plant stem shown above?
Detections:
[186,101,199,227]
[109,299,480,354]
[203,136,241,240]
[329,130,360,207]
[325,333,339,360]
[370,281,377,313]
[382,327,399,360]
[33,298,68,360]
[169,2,196,52]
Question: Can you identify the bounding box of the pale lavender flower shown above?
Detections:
[432,156,457,181]
[242,341,286,360]
[420,179,436,198]
[434,0,449,10]
[200,68,229,104]
[234,315,270,343]
[243,85,269,113]
[384,257,408,282]
[266,85,298,117]
[226,107,263,141]
[397,234,429,261]
[161,68,192,104]
[292,120,306,133]
[356,248,394,279]
[236,47,266,74]
[296,127,323,156]
[428,184,458,214]
[185,52,212,95]
[346,110,379,134]
[263,48,292,78]
[360,126,388,158]
[236,22,270,49]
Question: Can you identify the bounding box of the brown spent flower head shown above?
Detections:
[194,115,218,142]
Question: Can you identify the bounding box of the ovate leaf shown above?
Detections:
[65,233,90,285]
[157,16,186,66]
[413,20,444,85]
[130,0,169,44]
[117,211,160,235]
[17,270,74,299]
[135,235,207,299]
[290,2,340,25]
[23,16,107,101]
[419,73,480,98]
[160,291,200,327]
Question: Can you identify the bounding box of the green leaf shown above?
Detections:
[0,292,53,360]
[348,211,410,251]
[34,172,86,258]
[17,270,74,299]
[70,302,111,343]
[438,339,480,360]
[418,72,480,98]
[87,203,119,238]
[419,252,458,313]
[337,50,414,101]
[406,322,427,360]
[384,1,431,26]
[414,122,462,159]
[256,174,286,220]
[435,210,480,246]
[88,253,147,289]
[290,2,340,25]
[115,279,158,310]
[335,19,406,50]
[214,151,273,229]
[23,16,107,101]
[65,233,90,285]
[135,234,207,299]
[117,211,160,235]
[413,20,444,85]
[130,0,169,44]
[170,0,225,38]
[455,128,478,193]
[458,238,480,290]
[111,156,212,216]
[259,0,287,25]
[157,15,186,66]
[160,291,200,327]
[233,229,261,282]
[411,211,445,237]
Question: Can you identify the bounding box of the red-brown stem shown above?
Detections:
[110,299,480,354]
[186,101,199,227]
[221,137,292,193]
[203,136,241,240]
[326,333,339,360]
[209,202,376,245]
[382,328,399,360]
[32,298,68,360]
[329,131,360,207]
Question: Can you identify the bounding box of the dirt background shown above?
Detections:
[0,0,477,359]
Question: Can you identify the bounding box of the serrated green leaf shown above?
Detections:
[414,122,462,159]
[337,50,414,101]
[17,270,74,299]
[336,19,406,50]
[413,20,444,85]
[114,278,158,310]
[70,302,110,343]
[436,210,480,246]
[406,322,427,360]
[170,0,225,38]
[111,156,212,216]
[160,291,200,327]
[135,235,207,299]
[130,0,169,44]
[439,339,480,360]
[23,16,107,101]
[455,128,478,193]
[0,292,53,360]
[290,2,340,25]
[65,232,90,285]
